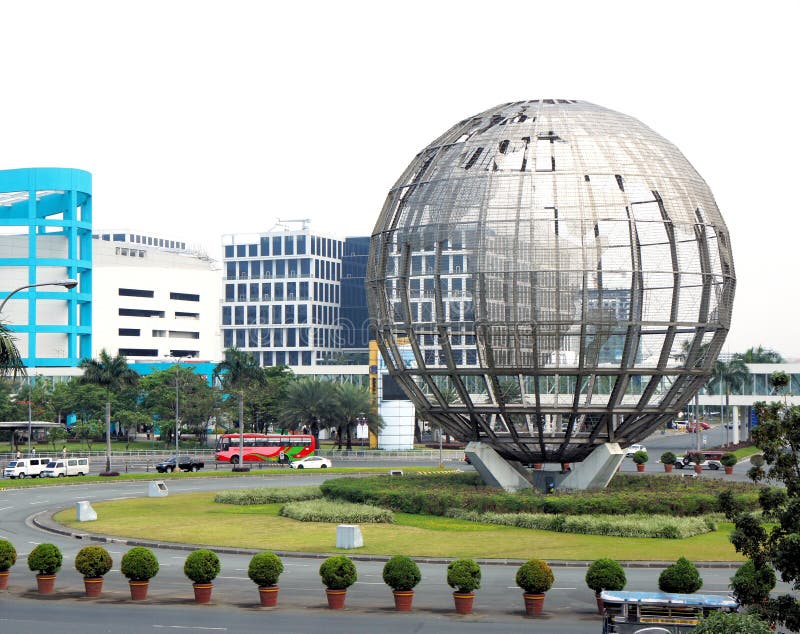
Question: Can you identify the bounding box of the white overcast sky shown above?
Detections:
[2,0,799,357]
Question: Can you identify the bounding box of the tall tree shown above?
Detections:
[335,382,384,450]
[707,357,750,427]
[718,399,800,631]
[735,345,784,364]
[79,349,139,473]
[213,348,264,465]
[0,321,25,379]
[280,378,337,447]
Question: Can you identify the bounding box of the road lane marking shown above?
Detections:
[153,627,227,631]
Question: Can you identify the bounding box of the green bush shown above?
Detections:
[694,610,772,633]
[74,546,113,578]
[516,559,554,594]
[184,549,220,584]
[382,555,421,591]
[750,454,765,467]
[445,509,716,539]
[720,453,738,468]
[27,543,62,575]
[280,499,393,523]
[319,555,357,590]
[632,450,649,465]
[248,552,284,587]
[214,485,322,505]
[0,539,17,571]
[660,451,677,465]
[585,558,626,594]
[730,560,776,605]
[685,451,705,466]
[447,559,481,593]
[120,547,159,581]
[658,557,703,593]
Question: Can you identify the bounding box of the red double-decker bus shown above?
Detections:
[214,433,316,464]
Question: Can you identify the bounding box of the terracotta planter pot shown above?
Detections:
[453,591,475,614]
[724,466,734,475]
[129,580,150,600]
[392,589,414,611]
[83,577,104,597]
[533,463,543,470]
[259,585,279,607]
[193,583,213,603]
[0,571,9,590]
[636,463,645,472]
[694,464,703,475]
[325,588,347,609]
[663,464,673,473]
[523,592,545,616]
[36,574,56,594]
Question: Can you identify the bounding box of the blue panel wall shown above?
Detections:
[0,168,92,367]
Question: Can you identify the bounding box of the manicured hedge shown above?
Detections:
[320,473,760,518]
[445,509,718,538]
[214,486,322,505]
[279,499,394,523]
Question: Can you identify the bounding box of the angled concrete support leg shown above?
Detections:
[464,442,533,491]
[560,443,625,490]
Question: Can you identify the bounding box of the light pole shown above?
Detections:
[0,280,77,455]
[169,355,186,457]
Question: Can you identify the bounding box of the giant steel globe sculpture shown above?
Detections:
[367,100,735,465]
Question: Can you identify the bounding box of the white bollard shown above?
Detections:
[336,524,364,549]
[76,500,97,522]
[148,481,169,497]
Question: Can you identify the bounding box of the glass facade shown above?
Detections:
[367,100,735,464]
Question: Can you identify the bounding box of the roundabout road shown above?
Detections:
[0,469,783,633]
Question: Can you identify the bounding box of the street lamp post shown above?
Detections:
[0,280,77,455]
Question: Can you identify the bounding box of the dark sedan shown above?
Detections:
[155,456,204,473]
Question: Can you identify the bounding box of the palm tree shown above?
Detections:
[79,349,139,473]
[708,357,750,434]
[213,348,264,465]
[735,345,784,364]
[0,321,25,379]
[280,378,338,448]
[335,383,384,450]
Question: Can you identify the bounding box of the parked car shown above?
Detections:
[674,455,721,470]
[685,421,711,432]
[155,456,204,473]
[289,456,332,469]
[3,457,49,478]
[625,444,646,457]
[40,458,90,477]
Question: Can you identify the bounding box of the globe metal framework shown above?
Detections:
[367,100,735,464]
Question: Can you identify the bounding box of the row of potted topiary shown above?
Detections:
[632,450,739,474]
[0,538,774,614]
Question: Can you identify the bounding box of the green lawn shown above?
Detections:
[54,491,744,561]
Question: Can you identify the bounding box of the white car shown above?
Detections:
[290,456,332,469]
[625,444,647,457]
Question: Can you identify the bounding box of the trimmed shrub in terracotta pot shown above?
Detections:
[319,555,357,609]
[75,545,113,597]
[0,538,17,590]
[447,558,481,614]
[632,450,648,472]
[660,451,677,473]
[27,543,62,594]
[382,555,421,611]
[248,551,284,607]
[658,557,702,594]
[720,452,738,475]
[184,549,220,603]
[121,546,159,600]
[516,558,554,616]
[686,451,705,475]
[585,558,626,613]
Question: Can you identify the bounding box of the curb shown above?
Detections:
[31,509,743,569]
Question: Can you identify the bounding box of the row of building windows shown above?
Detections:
[118,348,198,358]
[118,288,199,302]
[224,258,341,282]
[225,235,343,260]
[221,304,339,326]
[119,328,200,339]
[223,326,340,351]
[224,282,339,305]
[96,233,186,250]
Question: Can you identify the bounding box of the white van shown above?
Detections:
[3,458,49,478]
[40,458,90,478]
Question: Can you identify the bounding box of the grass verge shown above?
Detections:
[53,491,744,561]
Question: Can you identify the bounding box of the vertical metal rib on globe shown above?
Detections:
[367,100,735,464]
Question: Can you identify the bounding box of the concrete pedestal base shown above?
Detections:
[76,500,97,521]
[464,442,533,491]
[336,524,364,549]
